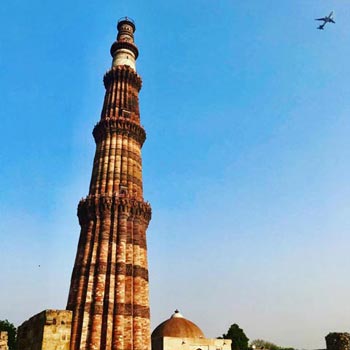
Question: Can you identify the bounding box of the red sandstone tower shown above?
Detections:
[67,18,152,350]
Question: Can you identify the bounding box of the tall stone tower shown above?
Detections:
[67,18,152,350]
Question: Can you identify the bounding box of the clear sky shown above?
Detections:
[1,1,350,349]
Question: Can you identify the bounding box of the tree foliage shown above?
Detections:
[250,339,294,350]
[222,324,249,350]
[0,319,17,350]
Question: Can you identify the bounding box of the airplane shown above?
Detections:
[315,11,335,30]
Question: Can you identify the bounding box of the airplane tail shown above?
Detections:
[318,26,324,30]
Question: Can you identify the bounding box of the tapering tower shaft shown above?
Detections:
[67,18,152,350]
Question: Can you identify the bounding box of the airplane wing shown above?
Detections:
[315,17,326,21]
[330,18,336,23]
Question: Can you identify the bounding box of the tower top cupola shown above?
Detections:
[110,17,139,70]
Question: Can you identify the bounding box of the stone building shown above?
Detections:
[17,310,72,350]
[0,332,8,350]
[152,310,232,350]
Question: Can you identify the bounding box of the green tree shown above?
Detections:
[250,339,294,350]
[0,319,17,350]
[250,339,279,350]
[222,324,249,350]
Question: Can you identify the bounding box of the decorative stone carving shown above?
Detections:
[93,118,146,146]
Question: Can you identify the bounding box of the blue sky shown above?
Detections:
[1,1,350,348]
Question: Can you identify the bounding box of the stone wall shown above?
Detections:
[17,310,72,350]
[326,333,350,350]
[153,336,232,350]
[0,332,8,350]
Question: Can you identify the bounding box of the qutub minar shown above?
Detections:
[66,17,152,350]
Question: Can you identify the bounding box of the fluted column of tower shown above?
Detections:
[67,18,152,350]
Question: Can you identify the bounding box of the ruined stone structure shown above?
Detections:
[326,333,350,350]
[0,332,8,350]
[17,310,72,350]
[66,17,152,350]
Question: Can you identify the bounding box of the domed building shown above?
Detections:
[152,310,232,350]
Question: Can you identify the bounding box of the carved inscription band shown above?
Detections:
[77,195,152,223]
[80,302,150,318]
[72,262,149,281]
